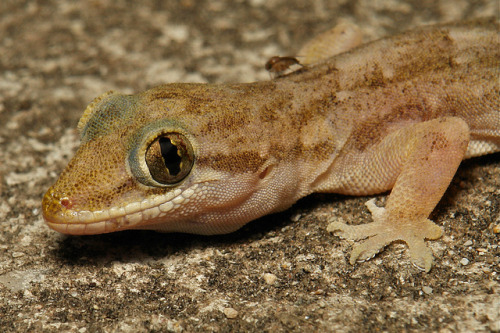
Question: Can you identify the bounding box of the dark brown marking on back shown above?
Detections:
[196,151,267,173]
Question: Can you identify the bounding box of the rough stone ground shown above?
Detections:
[0,0,498,332]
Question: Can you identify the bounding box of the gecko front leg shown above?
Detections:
[327,117,470,271]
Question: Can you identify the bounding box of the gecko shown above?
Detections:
[42,19,499,272]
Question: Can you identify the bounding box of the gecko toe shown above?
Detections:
[420,219,443,240]
[349,234,393,264]
[327,220,382,241]
[406,234,435,272]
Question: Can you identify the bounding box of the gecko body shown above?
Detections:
[43,19,499,271]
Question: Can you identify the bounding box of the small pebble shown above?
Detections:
[311,289,324,295]
[463,240,473,247]
[460,258,470,266]
[12,252,25,258]
[422,286,433,295]
[493,224,500,234]
[223,307,238,319]
[263,273,277,285]
[23,290,34,299]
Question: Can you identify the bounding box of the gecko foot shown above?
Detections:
[327,199,443,272]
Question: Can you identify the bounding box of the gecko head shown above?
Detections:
[43,86,288,236]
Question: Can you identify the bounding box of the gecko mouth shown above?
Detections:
[42,185,199,235]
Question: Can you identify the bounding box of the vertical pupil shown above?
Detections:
[159,137,181,176]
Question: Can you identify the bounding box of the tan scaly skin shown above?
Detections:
[42,19,499,272]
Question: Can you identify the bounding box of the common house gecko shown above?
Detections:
[42,19,499,272]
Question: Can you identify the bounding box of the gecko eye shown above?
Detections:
[145,133,194,185]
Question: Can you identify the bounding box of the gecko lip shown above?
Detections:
[45,220,119,235]
[42,185,198,235]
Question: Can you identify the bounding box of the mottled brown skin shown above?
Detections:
[43,19,499,271]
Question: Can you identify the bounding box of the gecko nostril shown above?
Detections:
[60,197,73,209]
